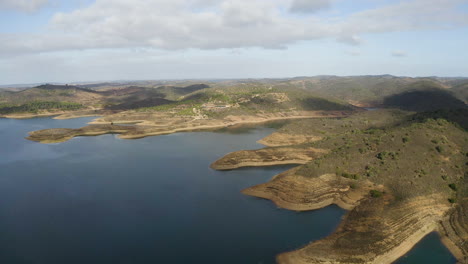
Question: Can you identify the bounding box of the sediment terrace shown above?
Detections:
[242,168,453,264]
[210,147,328,170]
[242,169,373,211]
[218,158,464,264]
[276,193,450,264]
[26,110,350,143]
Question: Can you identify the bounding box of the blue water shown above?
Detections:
[395,233,456,264]
[0,117,457,264]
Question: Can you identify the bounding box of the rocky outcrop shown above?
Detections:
[242,169,370,211]
[217,109,468,263]
[439,199,468,264]
[276,194,450,264]
[210,148,328,170]
[243,169,455,264]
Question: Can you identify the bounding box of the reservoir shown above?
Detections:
[0,117,456,263]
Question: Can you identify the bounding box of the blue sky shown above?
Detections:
[0,0,467,85]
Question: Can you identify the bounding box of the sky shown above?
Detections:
[0,0,468,85]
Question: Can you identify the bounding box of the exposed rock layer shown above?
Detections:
[276,194,449,264]
[242,169,456,264]
[210,148,328,170]
[242,170,370,211]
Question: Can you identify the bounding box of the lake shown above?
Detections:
[0,117,456,263]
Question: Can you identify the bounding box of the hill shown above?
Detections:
[383,89,467,111]
[0,83,213,115]
[287,75,467,109]
[1,76,467,117]
[212,109,468,264]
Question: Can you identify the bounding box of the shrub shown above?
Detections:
[365,165,377,177]
[448,198,456,203]
[435,146,443,153]
[370,190,383,198]
[448,183,457,191]
[402,137,409,143]
[376,151,398,160]
[341,172,360,180]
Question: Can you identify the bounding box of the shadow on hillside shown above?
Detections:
[408,108,468,130]
[105,97,173,110]
[383,89,467,112]
[300,97,354,111]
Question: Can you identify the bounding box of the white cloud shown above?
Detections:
[289,0,331,13]
[0,0,48,12]
[392,50,407,57]
[339,0,468,34]
[0,0,467,56]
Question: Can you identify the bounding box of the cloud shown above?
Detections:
[337,35,363,46]
[345,50,361,56]
[0,0,467,56]
[392,50,407,57]
[0,0,48,12]
[289,0,331,14]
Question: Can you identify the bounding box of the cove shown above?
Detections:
[0,117,456,264]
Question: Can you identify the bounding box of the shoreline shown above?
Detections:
[19,108,466,263]
[243,172,460,264]
[214,144,465,263]
[26,111,351,143]
[210,147,328,170]
[1,109,104,120]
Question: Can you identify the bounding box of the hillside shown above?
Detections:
[25,84,355,143]
[1,76,467,117]
[451,82,468,103]
[285,75,467,108]
[211,109,468,264]
[0,83,212,116]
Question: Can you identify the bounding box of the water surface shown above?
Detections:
[0,117,457,264]
[0,117,343,264]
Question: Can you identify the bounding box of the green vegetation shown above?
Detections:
[290,109,467,202]
[339,170,360,180]
[376,151,399,160]
[2,76,465,117]
[383,89,466,112]
[449,183,458,192]
[0,101,83,114]
[370,190,383,198]
[295,75,468,109]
